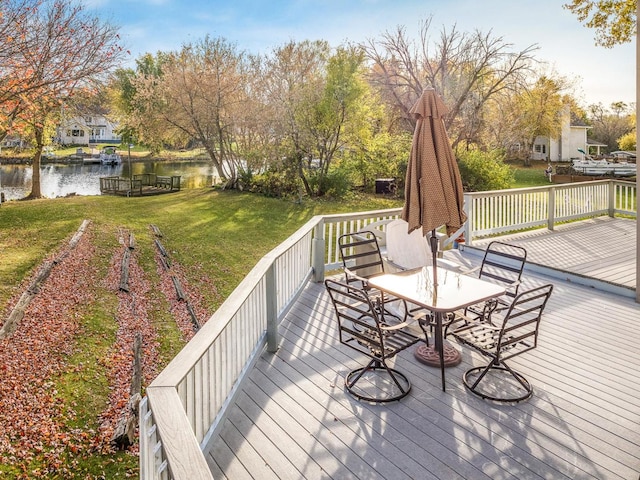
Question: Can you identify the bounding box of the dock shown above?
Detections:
[99,174,181,196]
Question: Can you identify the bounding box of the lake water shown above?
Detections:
[0,159,217,201]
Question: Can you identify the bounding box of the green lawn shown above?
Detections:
[0,189,401,478]
[508,160,552,188]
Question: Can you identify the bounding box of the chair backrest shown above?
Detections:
[479,241,527,298]
[386,219,431,270]
[496,283,553,362]
[338,231,385,282]
[324,279,418,360]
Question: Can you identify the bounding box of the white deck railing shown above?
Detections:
[463,179,636,245]
[139,179,636,479]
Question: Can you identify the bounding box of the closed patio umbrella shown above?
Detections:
[401,87,467,369]
[402,87,466,249]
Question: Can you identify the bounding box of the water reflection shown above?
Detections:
[0,160,217,200]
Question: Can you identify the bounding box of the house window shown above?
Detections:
[84,116,92,123]
[534,144,546,154]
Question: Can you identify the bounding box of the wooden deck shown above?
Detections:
[470,217,637,296]
[205,219,640,480]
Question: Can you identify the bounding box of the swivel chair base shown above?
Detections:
[345,364,411,403]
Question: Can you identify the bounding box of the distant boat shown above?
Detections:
[83,153,101,164]
[99,146,122,165]
[572,149,636,177]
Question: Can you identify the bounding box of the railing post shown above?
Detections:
[312,220,326,282]
[265,263,278,353]
[463,193,473,246]
[608,180,616,217]
[547,186,556,231]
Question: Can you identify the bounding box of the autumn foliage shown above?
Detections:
[0,0,126,198]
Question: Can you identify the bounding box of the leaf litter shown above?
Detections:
[0,223,214,477]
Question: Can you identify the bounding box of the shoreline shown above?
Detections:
[0,155,206,165]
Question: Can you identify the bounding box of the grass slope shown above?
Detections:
[0,188,401,478]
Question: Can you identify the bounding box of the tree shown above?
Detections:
[457,149,514,191]
[107,67,138,146]
[362,18,536,148]
[129,38,249,187]
[0,0,43,140]
[564,0,636,47]
[300,45,368,196]
[617,111,636,149]
[108,53,170,154]
[260,40,330,195]
[3,0,124,198]
[514,76,569,166]
[588,101,635,151]
[499,74,580,164]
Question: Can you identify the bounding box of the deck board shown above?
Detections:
[470,217,636,290]
[206,218,640,480]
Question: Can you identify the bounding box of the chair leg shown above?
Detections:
[345,359,412,403]
[463,360,533,403]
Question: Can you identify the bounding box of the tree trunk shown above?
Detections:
[296,154,312,197]
[26,127,45,199]
[202,143,230,185]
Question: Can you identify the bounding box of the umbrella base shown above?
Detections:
[414,342,462,367]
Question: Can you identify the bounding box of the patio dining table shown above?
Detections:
[368,266,505,392]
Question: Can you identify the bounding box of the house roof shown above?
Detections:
[570,112,590,128]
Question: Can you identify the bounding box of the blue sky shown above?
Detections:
[86,0,635,108]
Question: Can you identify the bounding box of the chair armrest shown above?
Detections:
[380,321,414,331]
[507,280,521,289]
[460,265,480,276]
[504,280,521,293]
[408,308,432,322]
[344,267,369,284]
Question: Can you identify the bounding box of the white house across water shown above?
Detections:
[56,108,121,146]
[532,105,592,161]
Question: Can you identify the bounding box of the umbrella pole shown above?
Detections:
[430,228,445,390]
[429,228,438,287]
[414,227,462,376]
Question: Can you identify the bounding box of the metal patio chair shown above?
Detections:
[325,279,423,403]
[462,241,528,325]
[338,231,407,322]
[449,283,553,402]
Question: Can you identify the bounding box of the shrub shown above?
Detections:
[457,149,514,192]
[248,168,301,198]
[308,170,350,198]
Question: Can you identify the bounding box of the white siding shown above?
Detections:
[57,114,121,145]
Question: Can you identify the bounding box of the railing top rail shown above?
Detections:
[319,208,402,223]
[463,179,635,198]
[146,387,213,480]
[149,215,323,388]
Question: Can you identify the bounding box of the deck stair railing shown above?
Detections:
[140,179,636,479]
